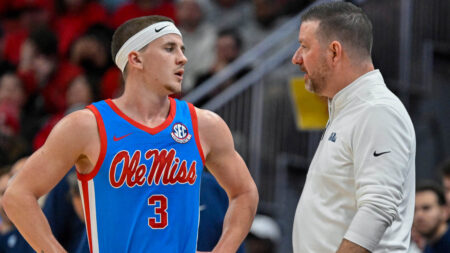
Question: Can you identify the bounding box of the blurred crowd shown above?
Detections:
[0,0,310,252]
[410,159,450,253]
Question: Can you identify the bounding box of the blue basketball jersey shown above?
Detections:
[77,98,204,253]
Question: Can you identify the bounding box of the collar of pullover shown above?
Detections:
[328,69,385,118]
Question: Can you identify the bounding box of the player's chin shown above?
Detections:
[164,83,181,94]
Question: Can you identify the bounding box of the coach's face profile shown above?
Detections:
[292,20,331,97]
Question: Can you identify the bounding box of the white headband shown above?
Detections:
[114,21,182,72]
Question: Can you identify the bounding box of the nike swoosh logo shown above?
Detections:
[373,151,391,157]
[155,25,169,32]
[113,133,133,141]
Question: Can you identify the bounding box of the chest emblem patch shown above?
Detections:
[171,123,192,144]
[328,132,337,142]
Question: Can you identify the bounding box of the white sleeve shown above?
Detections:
[344,104,414,251]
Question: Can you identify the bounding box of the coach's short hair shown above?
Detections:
[301,1,373,60]
[111,15,174,76]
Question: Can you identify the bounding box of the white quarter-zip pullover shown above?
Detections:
[293,70,416,253]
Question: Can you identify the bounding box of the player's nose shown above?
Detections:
[177,51,188,66]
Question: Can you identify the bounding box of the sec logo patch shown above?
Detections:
[171,123,192,144]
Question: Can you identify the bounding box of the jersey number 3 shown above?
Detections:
[148,195,168,229]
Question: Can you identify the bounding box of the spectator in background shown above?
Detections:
[439,159,450,215]
[0,72,28,165]
[414,182,450,253]
[111,0,177,28]
[53,0,108,57]
[240,0,286,51]
[67,23,122,100]
[204,0,252,31]
[33,73,97,150]
[0,72,26,135]
[193,28,251,106]
[65,75,98,112]
[176,0,216,93]
[17,26,81,141]
[70,23,122,99]
[0,166,34,252]
[2,0,53,65]
[70,23,114,92]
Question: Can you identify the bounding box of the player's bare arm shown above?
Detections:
[3,109,99,253]
[196,108,259,253]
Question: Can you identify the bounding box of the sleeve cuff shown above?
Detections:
[344,207,389,251]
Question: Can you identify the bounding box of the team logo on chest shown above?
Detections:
[109,149,198,188]
[171,123,192,144]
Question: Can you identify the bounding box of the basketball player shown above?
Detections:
[291,2,415,253]
[3,15,258,253]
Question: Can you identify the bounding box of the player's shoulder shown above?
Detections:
[52,108,98,136]
[63,108,97,127]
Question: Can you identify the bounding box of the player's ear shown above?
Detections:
[128,51,144,70]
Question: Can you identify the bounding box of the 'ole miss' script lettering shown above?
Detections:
[109,149,197,188]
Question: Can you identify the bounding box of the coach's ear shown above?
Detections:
[128,51,143,70]
[328,40,343,66]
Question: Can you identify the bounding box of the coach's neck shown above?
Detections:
[328,55,374,99]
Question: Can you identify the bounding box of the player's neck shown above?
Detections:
[113,81,171,127]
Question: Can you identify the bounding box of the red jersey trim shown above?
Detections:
[77,105,107,181]
[81,181,93,253]
[188,103,205,163]
[105,98,176,135]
